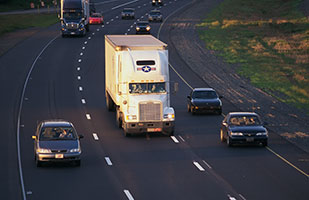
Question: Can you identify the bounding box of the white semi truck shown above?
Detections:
[60,0,89,37]
[105,35,175,136]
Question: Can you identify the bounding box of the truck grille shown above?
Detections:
[66,23,78,29]
[139,102,161,121]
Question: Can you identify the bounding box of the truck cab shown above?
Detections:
[60,0,89,37]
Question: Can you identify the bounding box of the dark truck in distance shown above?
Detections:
[60,0,90,37]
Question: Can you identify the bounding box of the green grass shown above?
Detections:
[197,0,309,113]
[0,0,55,12]
[0,13,58,36]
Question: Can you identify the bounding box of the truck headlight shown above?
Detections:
[70,148,81,153]
[164,114,175,119]
[37,148,51,153]
[230,132,243,136]
[136,27,140,31]
[146,26,151,31]
[256,132,268,136]
[126,115,137,120]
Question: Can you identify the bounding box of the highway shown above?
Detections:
[0,0,308,199]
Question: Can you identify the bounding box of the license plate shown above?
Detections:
[147,128,162,132]
[70,32,76,35]
[246,138,254,142]
[55,154,64,159]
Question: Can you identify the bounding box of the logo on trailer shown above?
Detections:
[137,66,156,72]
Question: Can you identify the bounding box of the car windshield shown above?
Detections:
[91,14,101,17]
[192,91,218,99]
[137,22,149,26]
[63,11,82,20]
[229,115,262,126]
[40,127,77,140]
[150,11,161,15]
[129,82,166,94]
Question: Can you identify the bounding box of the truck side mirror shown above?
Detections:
[172,82,178,94]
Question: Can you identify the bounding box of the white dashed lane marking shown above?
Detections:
[92,133,99,140]
[82,46,85,49]
[77,76,81,80]
[84,41,87,44]
[78,59,82,63]
[79,86,83,91]
[80,52,83,56]
[179,135,185,142]
[105,157,113,166]
[77,67,80,71]
[202,160,212,169]
[170,136,179,143]
[124,190,134,200]
[86,114,91,120]
[193,161,205,171]
[81,99,86,104]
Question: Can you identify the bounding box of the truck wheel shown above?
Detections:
[116,107,122,128]
[35,157,42,167]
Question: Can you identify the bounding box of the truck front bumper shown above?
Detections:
[124,121,174,134]
[62,28,85,36]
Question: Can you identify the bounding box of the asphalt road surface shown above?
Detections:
[0,0,308,199]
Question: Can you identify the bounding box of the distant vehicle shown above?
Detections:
[60,0,90,37]
[152,0,163,6]
[148,10,163,22]
[89,13,104,24]
[220,112,268,147]
[105,35,175,136]
[121,8,135,19]
[32,120,83,167]
[187,88,222,114]
[136,21,151,34]
[89,2,96,15]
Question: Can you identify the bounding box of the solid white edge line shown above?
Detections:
[193,161,205,171]
[124,190,134,200]
[86,114,91,120]
[105,157,113,166]
[17,34,60,200]
[202,160,212,169]
[228,194,237,200]
[112,0,139,10]
[92,133,99,140]
[170,136,179,143]
[169,63,193,90]
[239,194,247,200]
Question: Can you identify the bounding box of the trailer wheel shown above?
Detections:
[106,92,115,111]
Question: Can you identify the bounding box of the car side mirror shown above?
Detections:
[32,136,36,140]
[79,135,84,139]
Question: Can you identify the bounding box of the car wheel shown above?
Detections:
[227,136,233,147]
[124,130,131,137]
[190,106,195,115]
[187,104,191,112]
[116,108,122,128]
[217,109,222,115]
[220,129,226,142]
[262,141,268,146]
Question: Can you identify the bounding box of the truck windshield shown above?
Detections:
[63,11,82,20]
[129,82,166,94]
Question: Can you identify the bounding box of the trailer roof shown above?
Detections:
[105,35,167,50]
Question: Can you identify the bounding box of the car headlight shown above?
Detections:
[37,148,51,153]
[256,132,268,136]
[146,26,151,31]
[230,132,243,136]
[164,114,175,119]
[136,27,140,31]
[70,148,81,153]
[126,115,137,120]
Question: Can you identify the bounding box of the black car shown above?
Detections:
[136,21,151,34]
[32,120,83,167]
[148,10,163,22]
[187,88,222,114]
[220,112,268,147]
[121,8,135,19]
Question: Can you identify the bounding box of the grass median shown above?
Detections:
[197,0,309,113]
[0,13,58,36]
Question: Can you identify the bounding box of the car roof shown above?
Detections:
[228,112,259,116]
[123,8,134,10]
[150,9,161,12]
[193,88,216,92]
[40,120,73,127]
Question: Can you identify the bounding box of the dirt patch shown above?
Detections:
[168,0,309,152]
[0,27,40,56]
